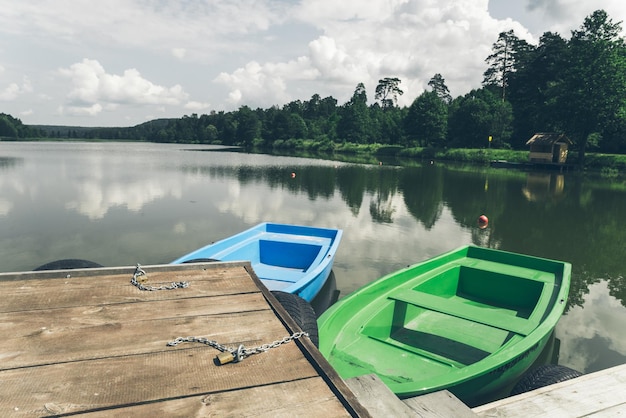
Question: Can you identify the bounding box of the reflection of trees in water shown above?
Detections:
[566,266,600,313]
[607,273,626,309]
[471,226,502,249]
[443,169,508,235]
[0,156,22,170]
[180,161,626,310]
[369,198,395,223]
[182,164,339,201]
[336,165,366,216]
[399,165,444,229]
[369,167,399,224]
[522,173,566,203]
[482,173,626,310]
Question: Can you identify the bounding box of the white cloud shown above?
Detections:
[172,48,186,60]
[498,0,626,37]
[184,101,211,111]
[0,1,286,56]
[308,36,365,84]
[58,59,188,114]
[0,83,20,101]
[22,76,33,93]
[557,281,626,373]
[0,77,32,101]
[59,103,104,117]
[1,0,625,125]
[0,198,12,216]
[216,0,522,107]
[65,178,183,219]
[215,56,320,106]
[293,0,408,23]
[228,89,243,104]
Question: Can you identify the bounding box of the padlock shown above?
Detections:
[216,351,235,365]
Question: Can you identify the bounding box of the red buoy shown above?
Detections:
[478,215,489,229]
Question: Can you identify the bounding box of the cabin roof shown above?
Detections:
[526,133,573,146]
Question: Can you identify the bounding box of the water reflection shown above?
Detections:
[310,271,340,317]
[0,156,22,216]
[0,142,625,375]
[65,177,185,219]
[0,156,22,170]
[0,199,10,216]
[559,281,626,373]
[522,172,566,202]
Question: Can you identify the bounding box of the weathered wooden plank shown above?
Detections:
[346,374,421,417]
[77,377,353,417]
[0,263,365,418]
[1,341,318,417]
[0,306,293,370]
[472,363,626,417]
[0,261,249,281]
[346,374,478,418]
[592,404,626,416]
[0,264,259,312]
[403,391,477,418]
[0,292,269,338]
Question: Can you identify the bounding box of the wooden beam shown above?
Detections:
[346,374,477,417]
[473,364,626,417]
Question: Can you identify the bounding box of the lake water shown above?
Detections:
[1,141,625,379]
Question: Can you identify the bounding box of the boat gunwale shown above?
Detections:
[318,245,571,398]
[171,222,343,301]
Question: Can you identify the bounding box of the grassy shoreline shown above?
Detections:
[7,137,626,173]
[269,139,626,173]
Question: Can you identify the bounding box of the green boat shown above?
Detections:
[318,245,571,405]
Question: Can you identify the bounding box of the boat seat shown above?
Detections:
[252,264,304,283]
[456,259,556,283]
[262,232,332,245]
[388,289,537,336]
[211,233,331,263]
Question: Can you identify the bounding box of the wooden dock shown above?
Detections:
[472,363,626,417]
[1,262,624,417]
[0,262,369,417]
[343,365,626,417]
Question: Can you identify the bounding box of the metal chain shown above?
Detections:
[130,264,189,291]
[166,331,309,364]
[134,262,308,364]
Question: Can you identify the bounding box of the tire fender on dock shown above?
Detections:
[33,259,104,271]
[270,290,319,347]
[511,364,583,395]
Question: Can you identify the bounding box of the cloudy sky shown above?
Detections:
[1,0,625,127]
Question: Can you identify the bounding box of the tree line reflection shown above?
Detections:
[181,161,626,311]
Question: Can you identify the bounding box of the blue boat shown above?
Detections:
[172,222,343,302]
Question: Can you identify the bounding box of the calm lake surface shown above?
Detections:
[1,141,625,378]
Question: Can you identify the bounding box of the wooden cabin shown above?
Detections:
[526,133,572,164]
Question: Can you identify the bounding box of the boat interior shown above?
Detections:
[215,232,333,285]
[361,258,555,368]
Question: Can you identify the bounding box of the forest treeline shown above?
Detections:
[4,10,626,164]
